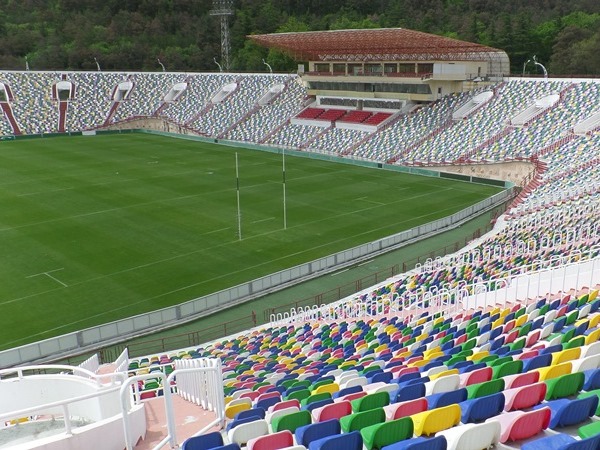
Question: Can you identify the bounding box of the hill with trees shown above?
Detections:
[0,0,598,75]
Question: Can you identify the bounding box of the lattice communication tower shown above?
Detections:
[210,0,234,72]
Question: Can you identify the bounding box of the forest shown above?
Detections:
[0,0,598,75]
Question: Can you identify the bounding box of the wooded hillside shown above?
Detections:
[0,0,598,74]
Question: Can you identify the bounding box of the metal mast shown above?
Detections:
[210,0,234,72]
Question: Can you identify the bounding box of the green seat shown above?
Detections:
[281,379,297,390]
[479,355,499,365]
[492,360,523,379]
[517,322,532,337]
[509,337,526,351]
[360,417,413,450]
[340,407,386,433]
[300,392,331,407]
[545,372,584,400]
[514,307,526,319]
[351,391,390,412]
[488,356,512,367]
[461,339,477,352]
[290,380,312,390]
[564,336,586,349]
[362,365,381,376]
[252,381,270,391]
[466,378,504,399]
[286,388,311,402]
[446,356,466,367]
[561,328,576,344]
[271,409,312,433]
[565,309,579,325]
[579,420,600,439]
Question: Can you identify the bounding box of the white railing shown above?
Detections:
[270,254,600,327]
[0,365,127,443]
[114,347,129,374]
[120,357,225,450]
[77,353,100,375]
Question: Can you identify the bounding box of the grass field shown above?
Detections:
[0,133,502,349]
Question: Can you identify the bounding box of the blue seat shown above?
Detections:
[302,398,333,413]
[458,362,486,374]
[521,432,600,450]
[396,382,425,402]
[391,372,421,385]
[211,445,240,450]
[295,419,341,448]
[426,387,467,409]
[333,385,363,399]
[370,371,393,384]
[459,392,505,423]
[308,430,362,450]
[181,431,223,450]
[226,415,262,432]
[540,344,564,356]
[489,326,502,340]
[522,353,552,372]
[583,368,600,391]
[534,396,598,428]
[256,396,279,410]
[234,407,265,421]
[381,435,447,450]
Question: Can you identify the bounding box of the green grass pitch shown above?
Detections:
[0,133,502,349]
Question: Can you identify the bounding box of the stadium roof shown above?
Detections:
[248,28,506,63]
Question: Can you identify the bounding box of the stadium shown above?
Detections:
[0,24,600,450]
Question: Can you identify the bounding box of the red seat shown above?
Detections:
[503,382,547,411]
[269,399,300,413]
[492,407,550,443]
[313,400,352,422]
[460,366,492,387]
[247,430,293,450]
[504,371,539,389]
[385,397,428,420]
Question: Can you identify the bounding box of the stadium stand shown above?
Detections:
[1,71,600,449]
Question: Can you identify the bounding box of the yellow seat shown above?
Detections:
[429,369,459,381]
[467,351,489,362]
[551,347,581,365]
[536,362,572,381]
[225,398,252,419]
[589,290,598,302]
[585,328,600,345]
[314,382,340,396]
[415,333,428,342]
[499,308,511,318]
[416,317,427,326]
[375,344,388,353]
[515,314,528,328]
[492,318,504,330]
[426,351,445,361]
[408,359,429,368]
[490,307,501,316]
[589,314,600,329]
[424,347,442,358]
[411,404,461,436]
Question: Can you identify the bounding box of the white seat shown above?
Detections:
[571,353,600,372]
[265,406,300,424]
[582,341,600,358]
[425,373,460,395]
[579,303,592,319]
[543,309,558,324]
[437,421,501,450]
[341,376,367,390]
[231,388,252,400]
[227,419,269,447]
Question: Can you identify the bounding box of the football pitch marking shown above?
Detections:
[356,196,386,206]
[252,217,276,224]
[2,185,471,318]
[26,268,68,288]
